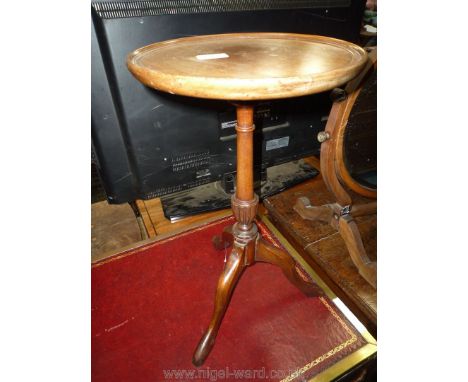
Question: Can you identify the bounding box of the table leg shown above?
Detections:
[255,238,319,297]
[337,215,377,288]
[294,197,377,289]
[193,104,316,366]
[192,242,251,367]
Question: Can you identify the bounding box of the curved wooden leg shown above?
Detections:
[294,197,334,223]
[295,196,377,289]
[255,239,319,297]
[212,225,234,250]
[192,242,248,366]
[295,197,377,221]
[338,215,377,289]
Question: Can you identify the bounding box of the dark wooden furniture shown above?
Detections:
[264,165,377,337]
[127,33,367,366]
[294,48,377,289]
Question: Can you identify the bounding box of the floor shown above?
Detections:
[91,197,234,262]
[91,201,143,262]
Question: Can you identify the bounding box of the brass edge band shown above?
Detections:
[310,344,377,382]
[259,214,377,382]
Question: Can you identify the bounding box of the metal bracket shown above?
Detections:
[340,205,352,216]
[317,131,330,143]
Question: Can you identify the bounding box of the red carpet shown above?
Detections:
[92,216,367,381]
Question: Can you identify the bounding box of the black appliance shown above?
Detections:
[91,0,366,218]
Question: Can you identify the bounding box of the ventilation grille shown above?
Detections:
[92,0,351,19]
[171,150,210,172]
[143,177,211,199]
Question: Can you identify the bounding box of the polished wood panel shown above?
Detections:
[264,163,377,336]
[127,33,367,100]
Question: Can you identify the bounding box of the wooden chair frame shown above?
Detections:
[294,48,377,288]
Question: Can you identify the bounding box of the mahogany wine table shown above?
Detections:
[127,33,368,366]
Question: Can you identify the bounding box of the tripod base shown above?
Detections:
[193,103,318,366]
[192,221,318,367]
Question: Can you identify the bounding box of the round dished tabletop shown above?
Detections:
[127,33,368,101]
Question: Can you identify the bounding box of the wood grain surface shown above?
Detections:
[91,201,142,262]
[127,33,367,100]
[263,166,377,336]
